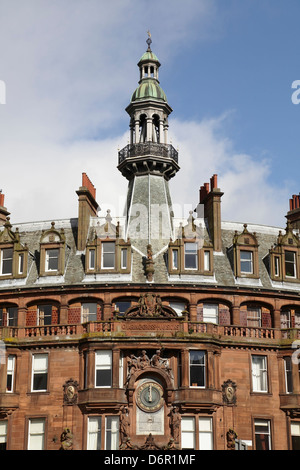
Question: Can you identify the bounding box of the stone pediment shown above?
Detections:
[123,293,177,318]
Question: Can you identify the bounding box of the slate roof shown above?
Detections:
[1,215,295,294]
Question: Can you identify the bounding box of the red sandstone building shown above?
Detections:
[0,37,300,451]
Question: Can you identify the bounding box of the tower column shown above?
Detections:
[164,122,169,144]
[135,119,140,144]
[147,117,152,142]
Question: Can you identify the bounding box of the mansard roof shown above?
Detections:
[0,215,293,293]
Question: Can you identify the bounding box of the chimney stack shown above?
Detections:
[286,193,300,229]
[199,174,223,252]
[76,173,99,251]
[0,192,10,226]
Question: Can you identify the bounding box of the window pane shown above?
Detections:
[19,253,24,274]
[7,307,18,327]
[6,355,15,392]
[247,307,261,327]
[255,420,271,450]
[115,301,131,315]
[121,249,127,269]
[203,304,218,323]
[172,250,178,269]
[252,356,267,392]
[32,355,48,391]
[46,249,59,271]
[28,419,45,450]
[96,369,112,387]
[285,251,296,277]
[240,251,253,273]
[284,357,293,393]
[190,351,205,387]
[105,416,119,450]
[89,250,95,269]
[2,248,13,275]
[291,421,300,450]
[181,417,195,449]
[82,303,97,322]
[102,243,115,269]
[88,417,101,450]
[38,305,53,325]
[204,251,210,271]
[0,420,7,448]
[184,243,197,269]
[95,351,112,387]
[199,417,213,450]
[169,301,185,316]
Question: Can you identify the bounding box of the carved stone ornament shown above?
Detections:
[63,378,79,405]
[124,293,177,318]
[139,433,161,450]
[60,427,73,450]
[222,379,237,405]
[125,349,173,386]
[226,428,238,450]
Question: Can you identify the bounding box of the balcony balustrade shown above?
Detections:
[1,321,299,344]
[118,142,178,165]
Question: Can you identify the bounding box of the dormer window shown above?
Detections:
[39,222,65,277]
[229,224,259,279]
[0,218,28,279]
[269,223,300,283]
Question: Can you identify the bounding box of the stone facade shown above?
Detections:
[0,38,300,451]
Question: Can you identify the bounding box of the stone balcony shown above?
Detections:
[1,321,299,346]
[117,142,179,180]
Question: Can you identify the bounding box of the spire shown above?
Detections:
[146,30,152,51]
[117,39,180,255]
[117,37,179,181]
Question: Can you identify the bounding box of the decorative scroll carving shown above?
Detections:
[222,379,237,405]
[63,378,79,406]
[125,294,177,318]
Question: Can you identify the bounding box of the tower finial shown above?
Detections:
[146,30,152,51]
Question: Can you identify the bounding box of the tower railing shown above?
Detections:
[118,142,178,165]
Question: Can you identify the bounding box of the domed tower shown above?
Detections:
[118,35,180,255]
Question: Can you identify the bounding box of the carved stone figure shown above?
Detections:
[120,406,130,443]
[226,428,237,450]
[137,350,150,369]
[60,428,73,450]
[169,406,180,443]
[125,294,177,318]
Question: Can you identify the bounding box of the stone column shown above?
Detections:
[135,120,140,144]
[180,349,189,388]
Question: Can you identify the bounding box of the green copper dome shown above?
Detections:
[131,78,167,103]
[138,50,160,64]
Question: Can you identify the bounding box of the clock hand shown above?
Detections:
[149,384,152,402]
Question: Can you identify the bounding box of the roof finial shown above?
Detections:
[146,30,152,51]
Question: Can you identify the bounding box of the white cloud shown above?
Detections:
[169,115,290,227]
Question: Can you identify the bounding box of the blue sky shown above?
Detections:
[0,0,299,227]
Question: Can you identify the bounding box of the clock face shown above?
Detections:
[136,381,164,413]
